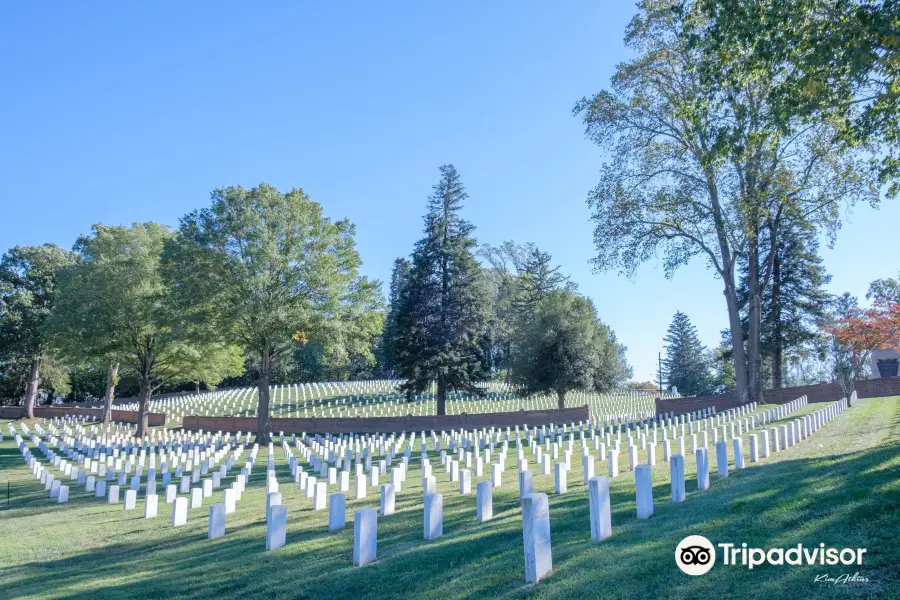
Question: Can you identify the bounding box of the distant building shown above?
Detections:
[871,343,900,379]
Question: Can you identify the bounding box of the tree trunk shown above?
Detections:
[256,345,272,444]
[24,354,43,419]
[556,390,566,410]
[771,251,783,388]
[436,378,447,416]
[194,381,201,395]
[102,362,119,423]
[746,235,764,404]
[723,275,750,405]
[136,376,151,437]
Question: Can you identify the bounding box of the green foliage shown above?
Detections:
[662,312,714,396]
[712,343,737,394]
[738,221,833,387]
[511,290,628,406]
[0,244,76,406]
[66,365,109,403]
[393,166,490,412]
[867,272,900,305]
[163,183,382,439]
[480,241,574,379]
[698,0,900,196]
[375,258,411,378]
[180,343,246,389]
[574,0,879,403]
[47,223,221,433]
[593,324,633,392]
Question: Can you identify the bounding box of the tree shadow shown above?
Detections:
[4,403,900,599]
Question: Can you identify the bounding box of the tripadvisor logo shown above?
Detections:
[675,536,867,576]
[676,535,716,575]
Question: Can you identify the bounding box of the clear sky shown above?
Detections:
[1,2,895,382]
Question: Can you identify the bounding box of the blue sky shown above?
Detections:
[1,2,895,382]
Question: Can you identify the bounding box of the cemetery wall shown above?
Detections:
[0,405,166,425]
[655,377,900,416]
[182,405,591,434]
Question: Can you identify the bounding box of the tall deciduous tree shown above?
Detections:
[393,165,489,414]
[512,290,625,407]
[48,223,219,434]
[163,183,380,442]
[662,312,713,396]
[0,245,75,417]
[575,0,877,404]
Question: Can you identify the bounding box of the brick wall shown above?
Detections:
[182,405,592,434]
[654,377,900,417]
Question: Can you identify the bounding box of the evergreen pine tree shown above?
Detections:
[375,258,411,378]
[737,221,832,388]
[763,222,832,388]
[393,165,489,414]
[662,312,713,396]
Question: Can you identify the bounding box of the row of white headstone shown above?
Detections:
[337,396,849,582]
[10,394,846,585]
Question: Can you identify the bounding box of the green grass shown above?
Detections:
[1,397,898,600]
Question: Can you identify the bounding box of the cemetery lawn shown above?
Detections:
[1,397,899,600]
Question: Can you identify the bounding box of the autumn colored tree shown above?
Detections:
[824,298,900,397]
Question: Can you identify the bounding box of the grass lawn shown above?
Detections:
[1,397,898,600]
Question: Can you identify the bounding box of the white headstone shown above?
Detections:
[171,497,188,527]
[733,438,745,469]
[266,505,287,551]
[329,493,347,532]
[145,494,159,518]
[380,484,395,516]
[476,480,493,522]
[635,465,653,519]
[696,447,710,490]
[353,508,378,566]
[424,493,443,540]
[554,462,567,494]
[715,441,729,478]
[522,493,552,583]
[670,454,686,502]
[208,503,226,539]
[588,476,612,541]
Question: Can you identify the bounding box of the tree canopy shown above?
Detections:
[163,183,382,441]
[511,290,627,408]
[47,223,239,435]
[0,244,75,416]
[393,165,490,414]
[575,0,879,404]
[662,312,714,396]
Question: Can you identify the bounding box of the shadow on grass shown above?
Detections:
[4,404,900,600]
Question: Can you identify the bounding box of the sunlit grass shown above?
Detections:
[1,397,898,599]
